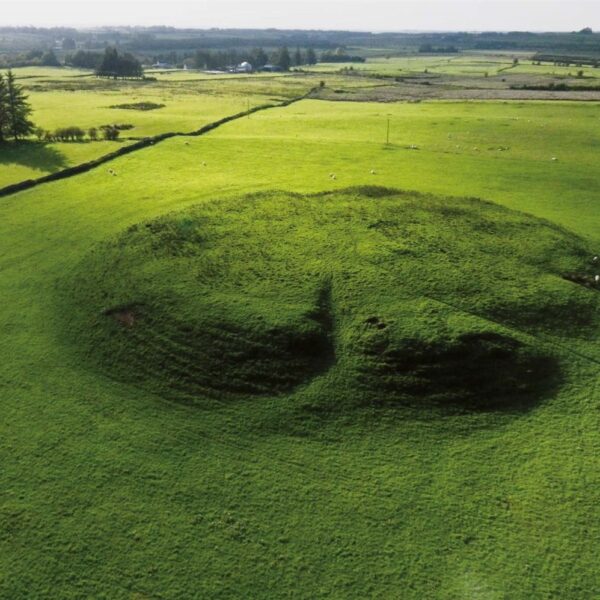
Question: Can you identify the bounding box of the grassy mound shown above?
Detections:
[65,187,597,411]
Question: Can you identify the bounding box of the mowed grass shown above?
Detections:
[1,98,600,598]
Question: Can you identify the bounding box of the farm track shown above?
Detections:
[0,86,318,200]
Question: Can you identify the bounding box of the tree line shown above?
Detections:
[33,124,124,143]
[3,45,322,73]
[190,46,317,71]
[0,71,34,142]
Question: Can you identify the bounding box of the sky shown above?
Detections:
[4,0,600,32]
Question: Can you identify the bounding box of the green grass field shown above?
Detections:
[0,68,319,188]
[306,54,600,79]
[1,70,600,598]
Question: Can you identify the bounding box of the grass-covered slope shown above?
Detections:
[65,188,596,414]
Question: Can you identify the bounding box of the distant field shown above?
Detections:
[11,65,94,79]
[305,53,600,80]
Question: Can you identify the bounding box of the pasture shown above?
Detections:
[307,53,600,79]
[0,68,318,187]
[1,62,600,598]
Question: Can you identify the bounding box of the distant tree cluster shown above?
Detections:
[320,50,366,63]
[418,44,459,54]
[0,48,62,69]
[0,71,35,142]
[40,50,61,66]
[66,50,103,69]
[34,124,124,143]
[190,46,317,71]
[96,47,143,79]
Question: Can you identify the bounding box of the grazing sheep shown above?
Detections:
[370,169,376,175]
[593,256,598,262]
[551,157,558,161]
[331,174,337,180]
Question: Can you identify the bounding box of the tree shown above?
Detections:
[251,47,268,69]
[41,50,61,67]
[67,50,102,70]
[276,47,291,71]
[96,47,143,79]
[306,48,317,65]
[100,125,120,141]
[293,47,303,67]
[5,71,34,140]
[62,37,77,50]
[88,127,98,141]
[0,73,10,143]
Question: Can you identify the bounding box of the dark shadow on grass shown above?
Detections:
[358,330,564,414]
[0,141,69,174]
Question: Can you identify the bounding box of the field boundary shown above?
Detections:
[0,87,318,200]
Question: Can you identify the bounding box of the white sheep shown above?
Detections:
[370,169,376,175]
[595,275,600,284]
[551,157,558,161]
